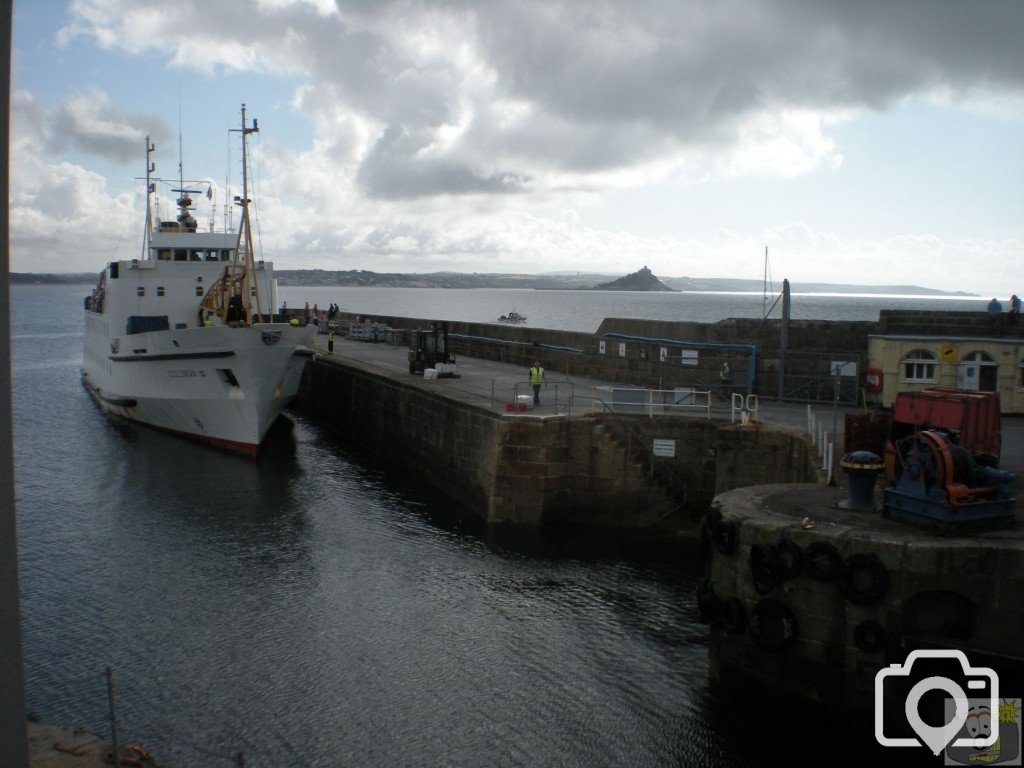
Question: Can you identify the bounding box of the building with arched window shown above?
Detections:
[868,326,1024,414]
[900,349,937,383]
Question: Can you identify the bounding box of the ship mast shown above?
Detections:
[142,136,155,260]
[231,103,263,323]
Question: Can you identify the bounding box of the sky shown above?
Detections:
[9,0,1024,295]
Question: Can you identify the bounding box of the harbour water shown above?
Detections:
[12,284,950,766]
[280,285,985,331]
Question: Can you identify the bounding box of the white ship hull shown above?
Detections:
[83,320,315,455]
[83,108,320,456]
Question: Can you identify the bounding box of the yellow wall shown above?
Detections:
[867,336,1024,414]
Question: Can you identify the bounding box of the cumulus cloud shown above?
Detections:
[11,0,1022,294]
[9,152,139,272]
[57,0,1023,198]
[51,88,172,163]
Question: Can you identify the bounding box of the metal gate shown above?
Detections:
[780,351,861,405]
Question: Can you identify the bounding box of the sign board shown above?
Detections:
[940,344,958,362]
[681,349,698,366]
[652,439,676,458]
[660,346,668,362]
[618,342,627,358]
[830,361,857,377]
[599,340,606,355]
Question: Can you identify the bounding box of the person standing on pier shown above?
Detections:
[530,361,545,405]
[328,329,335,353]
[988,297,1004,332]
[1010,294,1021,326]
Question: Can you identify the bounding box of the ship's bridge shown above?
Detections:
[149,228,238,263]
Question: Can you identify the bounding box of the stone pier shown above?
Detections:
[295,336,822,527]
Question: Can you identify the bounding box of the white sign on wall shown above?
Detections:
[652,439,676,457]
[618,343,627,358]
[660,347,668,362]
[599,340,606,354]
[681,349,699,366]
[831,361,858,377]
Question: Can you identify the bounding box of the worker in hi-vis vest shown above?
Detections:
[529,361,545,405]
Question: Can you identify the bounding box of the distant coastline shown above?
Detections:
[9,270,976,297]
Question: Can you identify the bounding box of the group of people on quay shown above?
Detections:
[301,302,342,323]
[988,294,1021,326]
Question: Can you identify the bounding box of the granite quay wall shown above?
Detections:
[701,484,1024,722]
[333,311,875,402]
[295,357,823,527]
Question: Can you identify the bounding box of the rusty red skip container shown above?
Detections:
[890,387,1001,463]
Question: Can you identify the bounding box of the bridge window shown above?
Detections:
[156,286,165,297]
[901,349,936,383]
[136,287,145,297]
[195,286,204,296]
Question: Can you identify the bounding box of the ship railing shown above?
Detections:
[568,386,713,419]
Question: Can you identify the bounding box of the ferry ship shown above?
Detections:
[82,105,316,456]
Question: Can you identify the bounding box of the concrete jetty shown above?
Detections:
[297,333,825,527]
[298,323,1023,527]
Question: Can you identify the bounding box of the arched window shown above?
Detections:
[901,349,936,383]
[957,351,998,391]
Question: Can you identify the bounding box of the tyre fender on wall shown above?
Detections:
[841,553,890,605]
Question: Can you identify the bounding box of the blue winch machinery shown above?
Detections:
[883,430,1016,534]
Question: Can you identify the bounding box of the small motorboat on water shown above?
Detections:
[81,105,316,456]
[498,311,527,324]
